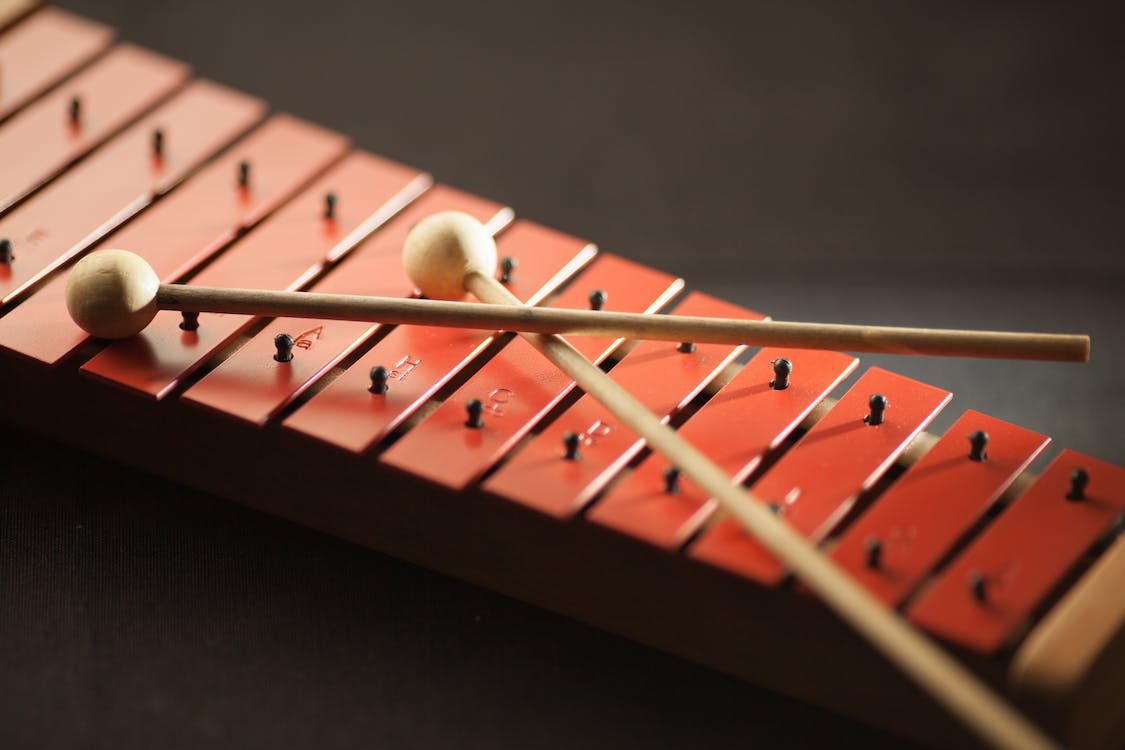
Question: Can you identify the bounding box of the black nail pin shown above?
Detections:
[663,467,681,494]
[1067,468,1089,502]
[770,358,792,390]
[465,398,485,429]
[273,333,294,362]
[563,431,581,461]
[368,366,389,395]
[865,394,887,426]
[499,257,517,285]
[968,430,989,462]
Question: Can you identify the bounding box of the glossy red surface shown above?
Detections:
[483,293,762,518]
[81,152,428,398]
[0,80,266,362]
[185,187,514,426]
[689,367,951,585]
[380,254,683,489]
[0,80,267,309]
[908,449,1125,653]
[830,410,1049,608]
[0,44,188,214]
[279,220,594,443]
[0,8,114,121]
[589,348,857,549]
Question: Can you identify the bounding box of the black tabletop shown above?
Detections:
[3,1,1122,747]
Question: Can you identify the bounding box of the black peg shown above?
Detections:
[677,341,696,354]
[1067,468,1089,502]
[324,192,337,220]
[770,358,792,390]
[865,394,888,426]
[864,538,883,569]
[68,95,81,126]
[152,128,164,158]
[969,571,987,603]
[465,398,485,429]
[663,467,681,494]
[238,160,250,189]
[368,365,389,395]
[179,311,199,331]
[273,333,294,362]
[968,430,989,462]
[0,239,12,265]
[563,431,582,461]
[499,256,517,285]
[588,289,607,311]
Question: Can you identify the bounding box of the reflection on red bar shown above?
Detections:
[832,410,1048,608]
[0,8,114,121]
[590,348,856,549]
[0,44,189,214]
[690,367,950,585]
[82,152,428,398]
[484,293,761,519]
[381,254,682,489]
[909,450,1125,653]
[186,187,512,427]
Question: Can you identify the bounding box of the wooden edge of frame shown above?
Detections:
[1009,533,1125,750]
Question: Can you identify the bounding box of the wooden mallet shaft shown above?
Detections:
[64,249,1089,362]
[459,269,1059,750]
[394,212,1060,750]
[153,284,1089,362]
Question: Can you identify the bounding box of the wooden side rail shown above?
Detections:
[1010,533,1125,750]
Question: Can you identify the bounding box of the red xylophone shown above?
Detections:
[0,5,1122,748]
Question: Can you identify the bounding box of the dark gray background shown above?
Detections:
[2,1,1122,748]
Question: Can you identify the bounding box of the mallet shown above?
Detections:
[63,224,1089,363]
[396,212,1060,750]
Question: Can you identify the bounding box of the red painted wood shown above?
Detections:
[0,80,266,309]
[0,44,189,214]
[81,152,428,398]
[280,220,595,444]
[689,367,951,585]
[380,254,683,489]
[589,348,857,549]
[0,109,344,365]
[183,187,512,426]
[105,114,348,279]
[0,8,114,121]
[830,410,1048,608]
[483,293,762,519]
[0,81,266,362]
[908,449,1125,653]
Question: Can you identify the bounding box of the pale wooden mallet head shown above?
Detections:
[402,210,497,299]
[65,248,160,339]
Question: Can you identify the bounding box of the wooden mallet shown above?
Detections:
[63,228,1089,363]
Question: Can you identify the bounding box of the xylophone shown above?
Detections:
[0,4,1122,749]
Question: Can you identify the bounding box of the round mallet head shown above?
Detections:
[65,249,159,339]
[402,211,497,300]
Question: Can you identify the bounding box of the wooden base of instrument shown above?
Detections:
[5,350,1122,750]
